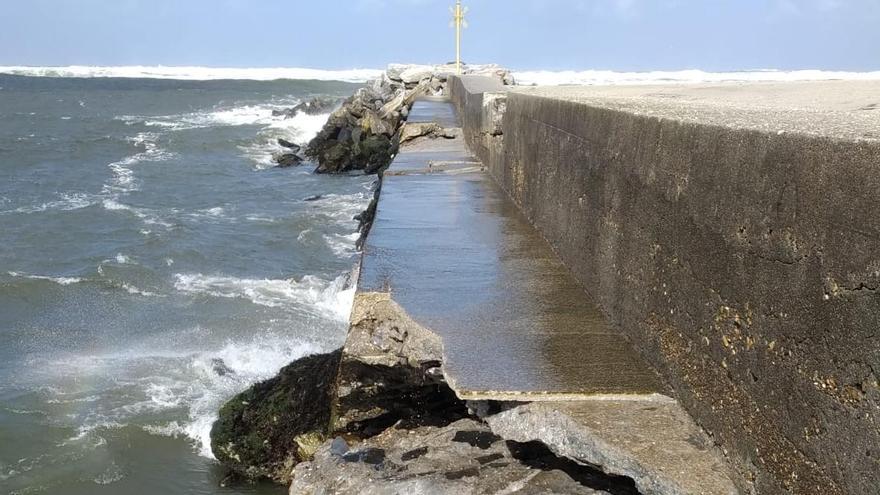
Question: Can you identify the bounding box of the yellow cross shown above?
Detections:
[450,1,468,75]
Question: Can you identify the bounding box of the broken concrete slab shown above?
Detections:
[290,418,621,495]
[486,401,742,495]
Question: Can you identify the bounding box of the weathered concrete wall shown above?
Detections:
[450,76,880,495]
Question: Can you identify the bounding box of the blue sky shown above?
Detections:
[1,0,877,71]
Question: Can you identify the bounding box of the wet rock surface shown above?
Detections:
[304,63,512,175]
[334,292,469,435]
[273,97,341,118]
[290,418,620,495]
[210,350,342,483]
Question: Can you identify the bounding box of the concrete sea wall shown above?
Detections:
[450,76,880,494]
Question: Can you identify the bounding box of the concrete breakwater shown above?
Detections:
[211,65,746,495]
[450,77,880,494]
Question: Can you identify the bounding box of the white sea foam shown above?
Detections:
[42,333,328,459]
[307,192,369,223]
[323,232,360,258]
[101,199,174,228]
[0,65,382,82]
[120,283,161,297]
[172,272,354,321]
[7,271,83,286]
[511,69,880,86]
[152,337,323,458]
[101,132,173,196]
[240,109,331,169]
[4,192,97,214]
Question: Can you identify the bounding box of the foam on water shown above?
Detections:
[324,232,361,258]
[1,192,98,215]
[512,68,880,86]
[118,101,331,170]
[241,109,332,169]
[101,132,173,196]
[173,272,355,321]
[0,74,372,492]
[7,271,84,286]
[0,65,382,82]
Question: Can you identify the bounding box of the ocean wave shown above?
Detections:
[41,336,325,459]
[241,109,330,169]
[2,192,98,215]
[323,232,360,258]
[6,271,83,286]
[102,132,173,196]
[511,69,880,86]
[0,65,382,82]
[172,272,354,321]
[147,337,323,458]
[101,199,175,228]
[305,192,370,223]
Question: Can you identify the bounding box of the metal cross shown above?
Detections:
[450,1,468,74]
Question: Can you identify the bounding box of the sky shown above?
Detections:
[0,0,877,71]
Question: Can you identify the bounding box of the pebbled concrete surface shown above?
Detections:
[512,81,880,141]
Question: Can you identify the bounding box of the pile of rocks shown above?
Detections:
[304,63,514,174]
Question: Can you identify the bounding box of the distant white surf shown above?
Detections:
[512,69,880,86]
[0,65,382,83]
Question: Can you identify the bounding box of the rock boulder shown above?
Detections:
[210,350,342,483]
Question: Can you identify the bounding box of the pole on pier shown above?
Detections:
[450,1,468,74]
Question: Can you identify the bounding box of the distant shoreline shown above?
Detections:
[3,65,880,86]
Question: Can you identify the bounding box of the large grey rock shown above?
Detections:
[398,122,458,145]
[486,401,743,495]
[334,292,467,434]
[273,152,304,167]
[290,418,611,495]
[399,65,435,84]
[210,350,342,483]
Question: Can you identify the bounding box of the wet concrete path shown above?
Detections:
[359,99,664,400]
[353,97,741,494]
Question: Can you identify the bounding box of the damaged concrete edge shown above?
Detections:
[487,402,743,495]
[337,291,742,495]
[453,389,676,403]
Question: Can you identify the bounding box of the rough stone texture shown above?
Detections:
[487,401,741,495]
[272,151,304,167]
[306,64,514,175]
[290,418,613,495]
[398,122,458,145]
[450,77,880,494]
[334,292,468,434]
[210,350,342,483]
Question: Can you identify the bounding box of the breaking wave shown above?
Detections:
[0,65,382,82]
[6,271,84,286]
[173,272,355,321]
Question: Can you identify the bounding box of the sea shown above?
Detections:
[0,70,374,494]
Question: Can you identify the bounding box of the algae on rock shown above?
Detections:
[209,350,342,484]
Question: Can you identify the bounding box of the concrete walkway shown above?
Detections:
[354,98,741,494]
[361,99,664,400]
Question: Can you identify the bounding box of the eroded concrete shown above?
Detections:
[488,401,741,495]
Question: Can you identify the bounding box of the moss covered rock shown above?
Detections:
[210,349,342,483]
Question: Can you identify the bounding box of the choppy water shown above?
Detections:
[0,74,371,494]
